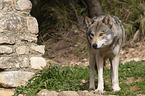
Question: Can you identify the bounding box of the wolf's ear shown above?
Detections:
[85,17,94,27]
[102,14,113,28]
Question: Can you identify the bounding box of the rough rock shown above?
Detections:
[16,46,29,54]
[0,71,35,87]
[26,17,38,34]
[0,0,13,11]
[0,32,15,44]
[0,56,29,68]
[0,0,46,92]
[59,91,79,96]
[19,32,38,42]
[30,57,46,69]
[14,0,32,11]
[0,89,14,96]
[37,89,59,96]
[0,12,26,32]
[77,90,101,96]
[0,46,12,54]
[77,90,88,96]
[31,45,45,54]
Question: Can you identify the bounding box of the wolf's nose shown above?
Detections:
[92,44,97,49]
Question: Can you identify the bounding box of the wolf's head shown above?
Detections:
[85,15,115,49]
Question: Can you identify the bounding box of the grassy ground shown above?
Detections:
[104,60,145,95]
[14,60,145,96]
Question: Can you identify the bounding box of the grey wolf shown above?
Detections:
[85,14,125,93]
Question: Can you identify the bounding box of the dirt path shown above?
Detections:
[45,41,145,67]
[120,41,145,64]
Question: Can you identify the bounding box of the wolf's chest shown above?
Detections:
[93,47,116,59]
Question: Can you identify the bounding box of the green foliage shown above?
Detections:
[14,60,145,95]
[101,0,145,40]
[38,0,87,43]
[140,16,145,40]
[38,0,145,44]
[14,64,90,96]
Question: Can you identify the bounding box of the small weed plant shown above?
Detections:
[14,60,145,96]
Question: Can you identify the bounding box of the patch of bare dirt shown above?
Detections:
[126,77,135,84]
[43,30,87,66]
[44,31,145,66]
[130,86,139,91]
[120,41,145,64]
[123,77,143,85]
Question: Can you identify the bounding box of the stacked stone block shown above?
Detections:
[0,0,46,88]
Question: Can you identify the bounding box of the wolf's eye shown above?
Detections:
[99,32,104,36]
[90,33,94,37]
[89,33,94,39]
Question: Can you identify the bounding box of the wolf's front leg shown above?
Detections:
[95,55,104,93]
[89,53,96,90]
[111,55,121,91]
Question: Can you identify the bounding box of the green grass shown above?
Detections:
[14,64,90,96]
[104,60,145,95]
[14,60,145,96]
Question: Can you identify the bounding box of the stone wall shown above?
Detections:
[0,0,46,89]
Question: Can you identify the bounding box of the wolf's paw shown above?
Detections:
[94,88,103,95]
[89,86,95,90]
[113,85,121,92]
